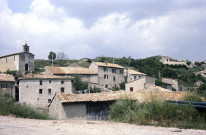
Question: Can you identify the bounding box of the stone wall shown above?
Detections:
[19,79,72,109]
[145,76,156,85]
[162,77,179,91]
[0,82,15,98]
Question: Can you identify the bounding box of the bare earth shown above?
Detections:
[0,116,205,135]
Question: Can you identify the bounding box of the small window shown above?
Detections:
[103,67,108,72]
[61,87,64,93]
[120,70,123,74]
[49,80,51,83]
[6,58,7,63]
[39,89,42,94]
[48,89,51,94]
[40,80,42,85]
[107,75,108,79]
[112,69,116,73]
[14,56,15,61]
[105,84,108,88]
[104,74,106,79]
[61,81,64,84]
[134,76,136,80]
[113,76,116,81]
[1,84,7,88]
[48,99,52,103]
[130,87,133,92]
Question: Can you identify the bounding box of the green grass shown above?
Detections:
[110,98,206,129]
[0,96,50,119]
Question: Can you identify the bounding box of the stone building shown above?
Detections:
[0,44,34,74]
[160,56,187,66]
[196,70,206,78]
[0,74,15,98]
[125,77,146,92]
[45,66,98,84]
[89,62,124,89]
[162,77,179,91]
[124,69,146,83]
[19,74,73,109]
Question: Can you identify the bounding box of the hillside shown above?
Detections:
[34,56,206,95]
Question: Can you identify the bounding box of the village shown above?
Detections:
[1,43,205,121]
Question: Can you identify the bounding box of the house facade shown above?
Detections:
[19,74,73,109]
[125,77,146,92]
[0,74,15,98]
[162,77,179,91]
[89,62,124,89]
[0,44,34,74]
[124,69,146,83]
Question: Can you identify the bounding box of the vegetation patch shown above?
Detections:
[0,96,50,120]
[110,98,206,129]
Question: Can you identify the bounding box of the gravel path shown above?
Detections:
[0,116,205,135]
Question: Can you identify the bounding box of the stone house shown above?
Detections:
[89,62,124,89]
[162,77,179,91]
[124,69,146,83]
[0,74,15,98]
[125,77,146,92]
[160,56,187,66]
[196,70,206,78]
[0,44,34,74]
[45,66,98,84]
[19,74,73,109]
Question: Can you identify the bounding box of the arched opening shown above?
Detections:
[25,63,29,71]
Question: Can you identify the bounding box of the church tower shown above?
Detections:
[23,43,30,53]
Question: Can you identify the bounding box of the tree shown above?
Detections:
[73,75,88,91]
[48,51,56,61]
[56,52,69,66]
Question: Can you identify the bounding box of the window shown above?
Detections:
[49,80,51,83]
[48,99,52,103]
[105,84,108,88]
[39,89,42,94]
[6,58,7,63]
[61,87,64,93]
[130,87,133,92]
[112,69,116,73]
[14,56,15,61]
[113,76,116,82]
[25,63,29,71]
[104,74,106,79]
[120,70,124,74]
[61,81,64,84]
[48,89,51,94]
[134,76,136,80]
[1,84,7,88]
[40,80,42,85]
[107,75,108,79]
[103,67,108,72]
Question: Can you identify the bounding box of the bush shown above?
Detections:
[0,96,50,119]
[110,98,206,129]
[183,93,204,102]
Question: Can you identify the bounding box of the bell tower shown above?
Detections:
[23,43,29,53]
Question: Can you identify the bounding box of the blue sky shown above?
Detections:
[0,0,206,61]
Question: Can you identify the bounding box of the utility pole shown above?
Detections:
[52,52,53,67]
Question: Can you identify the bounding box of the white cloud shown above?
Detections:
[0,0,206,61]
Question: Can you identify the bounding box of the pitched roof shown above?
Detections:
[0,74,15,82]
[55,90,187,103]
[125,69,146,75]
[46,66,97,75]
[19,73,73,80]
[93,62,124,69]
[0,52,34,59]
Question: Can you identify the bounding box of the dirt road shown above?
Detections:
[0,116,205,135]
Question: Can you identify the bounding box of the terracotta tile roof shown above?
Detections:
[125,69,146,75]
[19,73,73,80]
[46,66,97,75]
[56,90,187,103]
[93,62,124,69]
[0,74,15,82]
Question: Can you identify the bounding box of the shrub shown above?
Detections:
[0,96,50,119]
[110,98,206,129]
[183,93,203,102]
